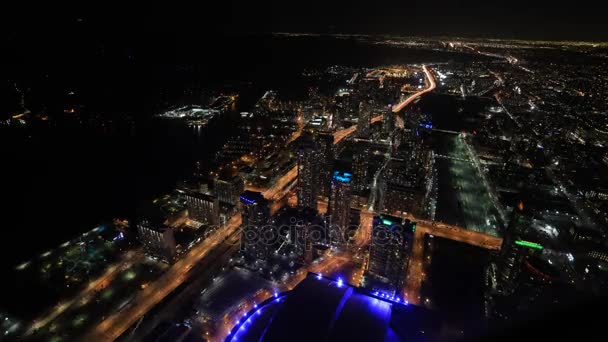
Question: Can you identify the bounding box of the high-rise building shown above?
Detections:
[496,201,542,295]
[297,137,319,210]
[213,175,245,206]
[240,190,271,260]
[314,131,335,197]
[294,220,313,264]
[358,100,371,138]
[183,190,220,226]
[352,140,370,193]
[367,215,414,290]
[329,171,353,248]
[384,105,395,137]
[137,219,177,263]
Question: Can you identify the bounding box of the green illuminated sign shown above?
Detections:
[515,240,543,250]
[382,219,394,225]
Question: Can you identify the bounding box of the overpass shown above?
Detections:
[434,153,472,163]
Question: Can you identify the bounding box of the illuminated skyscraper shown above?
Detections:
[297,137,319,210]
[329,171,353,248]
[352,140,370,193]
[383,105,395,137]
[314,131,335,197]
[367,215,414,290]
[358,100,371,138]
[240,190,271,260]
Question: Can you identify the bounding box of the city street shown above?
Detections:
[25,249,144,337]
[86,214,242,341]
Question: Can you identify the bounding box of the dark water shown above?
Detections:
[1,34,485,271]
[422,237,490,337]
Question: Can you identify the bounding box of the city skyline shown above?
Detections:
[1,9,608,341]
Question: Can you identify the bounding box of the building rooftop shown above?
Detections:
[240,190,267,205]
[226,273,444,342]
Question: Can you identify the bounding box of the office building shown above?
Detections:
[240,190,271,260]
[329,171,353,248]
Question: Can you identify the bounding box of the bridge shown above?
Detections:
[434,153,472,163]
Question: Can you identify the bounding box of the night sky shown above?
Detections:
[1,1,607,41]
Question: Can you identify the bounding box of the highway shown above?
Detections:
[86,214,242,341]
[391,65,436,115]
[333,115,383,144]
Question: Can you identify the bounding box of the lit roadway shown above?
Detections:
[333,115,383,145]
[24,249,143,336]
[391,65,436,115]
[401,216,502,305]
[86,214,242,341]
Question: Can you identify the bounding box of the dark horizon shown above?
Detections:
[2,1,608,42]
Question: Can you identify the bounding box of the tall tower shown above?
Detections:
[329,171,353,249]
[297,137,319,210]
[240,191,271,260]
